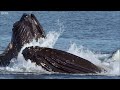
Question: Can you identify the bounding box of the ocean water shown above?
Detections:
[0,11,120,79]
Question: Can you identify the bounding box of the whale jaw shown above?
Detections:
[22,46,102,74]
[0,13,46,66]
[11,13,46,51]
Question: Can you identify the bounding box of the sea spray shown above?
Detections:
[67,43,102,65]
[67,42,120,75]
[0,19,65,73]
[111,49,120,61]
[0,30,62,73]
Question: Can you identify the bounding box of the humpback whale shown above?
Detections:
[0,13,46,66]
[22,46,102,74]
[0,13,102,74]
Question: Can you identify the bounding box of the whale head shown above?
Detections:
[0,13,46,66]
[11,13,46,51]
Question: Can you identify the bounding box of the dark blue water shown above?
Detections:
[0,11,120,79]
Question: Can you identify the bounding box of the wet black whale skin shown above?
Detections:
[22,46,102,74]
[0,13,45,66]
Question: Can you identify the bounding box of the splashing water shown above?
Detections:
[0,30,62,74]
[0,31,119,75]
[103,49,120,75]
[0,18,119,75]
[111,49,120,61]
[67,43,120,75]
[0,19,64,74]
[67,43,102,65]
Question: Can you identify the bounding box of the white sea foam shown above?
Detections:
[0,30,62,74]
[67,43,102,65]
[67,43,120,75]
[111,49,120,61]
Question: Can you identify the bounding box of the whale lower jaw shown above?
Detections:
[22,46,102,74]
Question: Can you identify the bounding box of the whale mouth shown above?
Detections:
[19,13,46,38]
[31,14,46,38]
[0,13,46,66]
[12,13,46,49]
